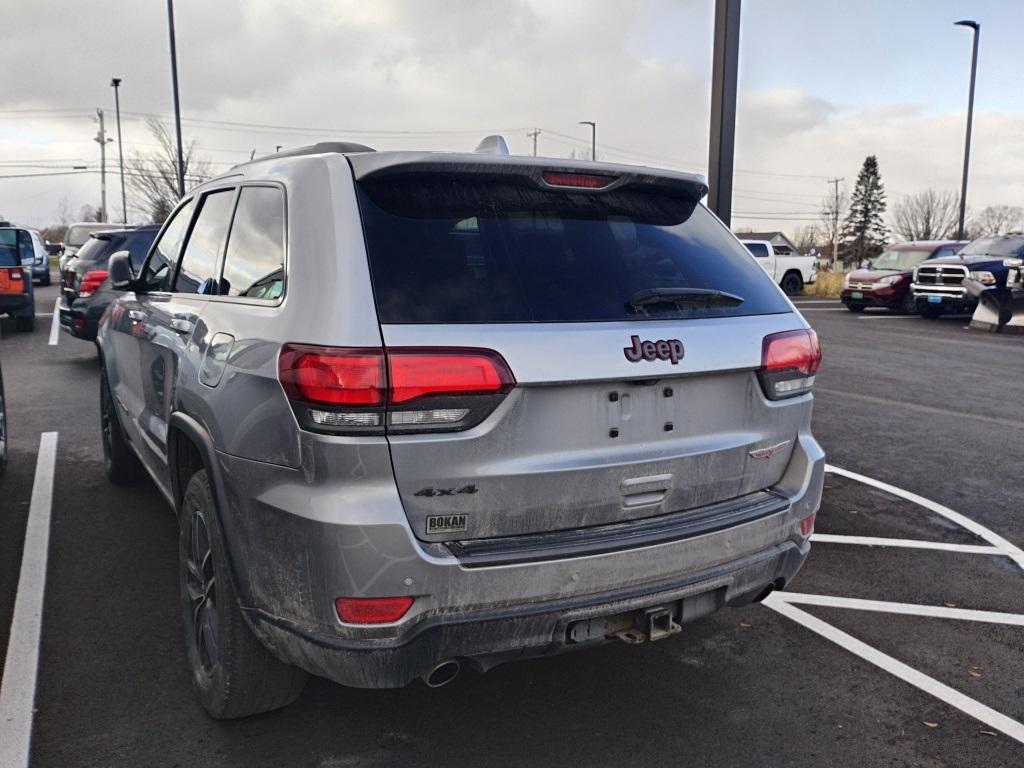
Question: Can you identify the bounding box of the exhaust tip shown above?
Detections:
[421,659,461,688]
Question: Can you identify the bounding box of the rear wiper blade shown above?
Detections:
[626,287,744,310]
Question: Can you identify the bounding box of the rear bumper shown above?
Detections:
[212,430,824,688]
[249,538,808,688]
[0,294,32,317]
[58,296,99,340]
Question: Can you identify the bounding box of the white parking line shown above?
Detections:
[764,595,1024,744]
[857,314,917,320]
[47,298,59,346]
[825,464,1024,571]
[771,592,1024,627]
[0,432,58,768]
[811,533,1003,556]
[798,308,847,312]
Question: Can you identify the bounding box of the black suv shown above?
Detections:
[59,226,159,341]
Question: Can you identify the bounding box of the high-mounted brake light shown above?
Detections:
[278,345,515,435]
[758,329,821,400]
[79,269,110,297]
[541,171,617,189]
[336,596,414,624]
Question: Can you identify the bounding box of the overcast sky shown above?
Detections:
[2,0,1021,238]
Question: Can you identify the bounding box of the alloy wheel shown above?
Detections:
[184,511,219,676]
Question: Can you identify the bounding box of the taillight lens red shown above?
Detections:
[799,513,816,537]
[542,171,617,189]
[336,596,414,624]
[279,345,515,434]
[278,346,385,405]
[389,349,514,404]
[758,329,821,400]
[79,269,110,297]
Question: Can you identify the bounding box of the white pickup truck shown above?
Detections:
[738,239,817,296]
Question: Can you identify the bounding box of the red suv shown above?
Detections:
[841,240,966,313]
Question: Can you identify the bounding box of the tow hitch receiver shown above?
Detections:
[568,601,686,646]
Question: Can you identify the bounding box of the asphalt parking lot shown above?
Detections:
[2,286,1023,767]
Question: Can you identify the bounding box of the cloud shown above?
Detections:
[0,0,1021,235]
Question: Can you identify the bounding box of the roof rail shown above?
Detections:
[474,135,511,156]
[232,141,375,169]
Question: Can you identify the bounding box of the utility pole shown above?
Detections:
[578,121,596,161]
[707,0,741,226]
[111,78,127,224]
[166,0,186,198]
[93,109,113,222]
[527,128,541,157]
[827,177,845,270]
[954,20,980,240]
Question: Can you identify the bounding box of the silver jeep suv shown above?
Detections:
[97,140,824,718]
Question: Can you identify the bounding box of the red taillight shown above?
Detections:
[279,345,515,434]
[10,268,23,281]
[336,596,414,624]
[389,349,514,404]
[799,512,816,537]
[79,269,110,297]
[758,329,821,400]
[542,171,617,189]
[278,345,385,405]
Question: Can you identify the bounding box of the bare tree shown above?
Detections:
[969,205,1024,237]
[78,204,102,222]
[126,115,212,223]
[819,188,848,266]
[793,224,823,254]
[890,189,959,241]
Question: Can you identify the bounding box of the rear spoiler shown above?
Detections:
[348,152,709,203]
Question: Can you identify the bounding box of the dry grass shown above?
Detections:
[803,272,846,298]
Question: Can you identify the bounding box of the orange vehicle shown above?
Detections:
[0,227,37,332]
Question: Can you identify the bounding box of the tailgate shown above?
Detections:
[382,316,809,542]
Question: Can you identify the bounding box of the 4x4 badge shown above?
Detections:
[624,335,685,364]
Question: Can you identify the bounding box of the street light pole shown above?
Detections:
[166,0,186,198]
[93,109,112,222]
[578,121,596,161]
[954,19,980,240]
[111,78,127,224]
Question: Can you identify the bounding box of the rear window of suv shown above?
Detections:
[356,178,790,323]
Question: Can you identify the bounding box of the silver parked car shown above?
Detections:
[97,140,824,719]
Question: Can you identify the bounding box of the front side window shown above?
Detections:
[141,199,195,291]
[174,190,235,294]
[220,186,285,299]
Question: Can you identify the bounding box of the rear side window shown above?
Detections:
[744,243,769,258]
[357,180,790,323]
[141,199,195,291]
[0,230,18,267]
[220,186,285,300]
[174,190,235,294]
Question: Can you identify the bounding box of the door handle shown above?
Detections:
[170,318,195,335]
[127,309,145,322]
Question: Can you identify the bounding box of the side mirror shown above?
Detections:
[108,251,134,291]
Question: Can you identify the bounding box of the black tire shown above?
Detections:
[100,368,143,484]
[179,470,307,719]
[898,291,917,315]
[845,304,866,313]
[781,272,804,296]
[15,315,34,332]
[41,273,51,286]
[919,306,942,319]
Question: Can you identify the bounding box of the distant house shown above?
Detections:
[733,230,802,256]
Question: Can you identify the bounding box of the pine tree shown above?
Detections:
[841,155,887,265]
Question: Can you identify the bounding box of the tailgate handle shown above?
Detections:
[620,474,673,508]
